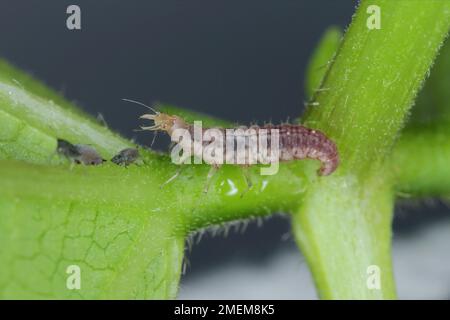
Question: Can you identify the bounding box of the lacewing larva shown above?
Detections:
[56,138,105,165]
[111,147,140,166]
[123,99,339,190]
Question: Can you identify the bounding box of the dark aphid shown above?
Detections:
[56,138,105,165]
[57,138,80,159]
[75,144,105,165]
[111,148,140,166]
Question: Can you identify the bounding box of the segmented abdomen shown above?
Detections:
[271,124,339,175]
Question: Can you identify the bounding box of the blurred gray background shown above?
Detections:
[1,0,449,299]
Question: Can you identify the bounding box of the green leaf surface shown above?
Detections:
[0,60,135,165]
[0,60,183,299]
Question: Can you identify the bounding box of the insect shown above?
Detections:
[56,138,105,165]
[123,99,339,191]
[111,148,140,166]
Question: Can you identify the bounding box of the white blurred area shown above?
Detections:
[179,218,450,300]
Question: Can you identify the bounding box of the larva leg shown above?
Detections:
[160,166,184,189]
[240,165,253,198]
[203,165,220,194]
[150,131,158,147]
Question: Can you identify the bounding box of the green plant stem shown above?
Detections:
[391,35,450,198]
[294,0,450,299]
[408,35,450,126]
[305,26,342,99]
[392,126,450,197]
[0,159,314,231]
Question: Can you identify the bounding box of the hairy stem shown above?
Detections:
[294,0,450,299]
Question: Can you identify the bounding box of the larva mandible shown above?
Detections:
[124,99,339,177]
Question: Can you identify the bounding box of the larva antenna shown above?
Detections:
[122,98,160,114]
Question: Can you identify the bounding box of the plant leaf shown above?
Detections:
[0,60,186,299]
[0,61,312,299]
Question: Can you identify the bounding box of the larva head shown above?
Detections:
[121,99,189,135]
[140,113,187,135]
